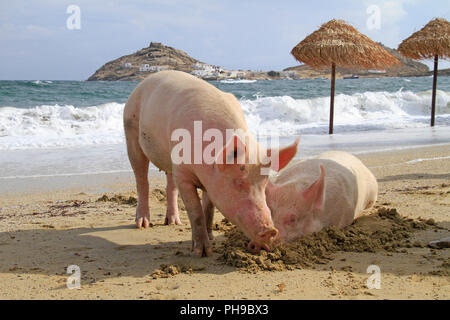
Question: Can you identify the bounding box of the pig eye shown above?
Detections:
[233,178,249,190]
[226,149,239,164]
[283,214,296,225]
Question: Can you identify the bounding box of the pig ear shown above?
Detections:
[267,137,299,172]
[302,165,325,211]
[215,135,246,172]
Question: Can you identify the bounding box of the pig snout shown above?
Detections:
[247,241,262,254]
[247,240,271,254]
[247,227,278,254]
[258,227,278,243]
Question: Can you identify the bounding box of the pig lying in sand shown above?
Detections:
[248,151,378,253]
[123,70,298,257]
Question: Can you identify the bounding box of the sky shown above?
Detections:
[0,0,449,80]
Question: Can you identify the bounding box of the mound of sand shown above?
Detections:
[217,207,439,273]
[151,264,206,279]
[97,194,138,206]
[96,188,187,211]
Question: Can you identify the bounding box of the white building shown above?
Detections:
[139,65,169,72]
[191,62,219,78]
[280,71,296,78]
[368,69,386,74]
[149,65,169,72]
[123,62,132,68]
[212,65,224,73]
[139,64,150,72]
[193,62,212,70]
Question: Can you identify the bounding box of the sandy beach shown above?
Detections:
[0,145,449,300]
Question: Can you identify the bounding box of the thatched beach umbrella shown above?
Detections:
[291,19,400,134]
[398,18,450,127]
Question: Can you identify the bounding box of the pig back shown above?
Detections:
[135,70,248,172]
[317,151,378,218]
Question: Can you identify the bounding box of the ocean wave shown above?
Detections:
[0,102,125,149]
[220,79,257,84]
[0,90,449,150]
[241,89,450,135]
[31,80,53,85]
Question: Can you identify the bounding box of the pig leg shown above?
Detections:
[177,181,212,257]
[165,173,182,225]
[202,191,215,240]
[125,129,150,229]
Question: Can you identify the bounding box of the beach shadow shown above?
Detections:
[1,221,448,286]
[379,173,450,182]
[0,224,234,285]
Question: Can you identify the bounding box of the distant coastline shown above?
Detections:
[87,42,448,81]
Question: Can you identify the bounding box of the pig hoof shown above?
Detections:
[192,241,212,257]
[136,216,150,229]
[164,215,182,225]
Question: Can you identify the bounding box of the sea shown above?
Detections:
[1,76,449,182]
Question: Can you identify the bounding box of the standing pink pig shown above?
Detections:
[123,71,298,257]
[248,151,378,252]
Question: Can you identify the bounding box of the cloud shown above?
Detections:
[0,23,54,42]
[1,0,448,79]
[379,1,410,25]
[24,24,51,34]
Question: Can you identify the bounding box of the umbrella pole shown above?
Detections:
[329,63,336,134]
[431,55,438,127]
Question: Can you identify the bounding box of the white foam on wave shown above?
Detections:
[0,90,449,150]
[220,79,257,84]
[406,155,450,164]
[241,89,450,135]
[31,80,52,85]
[0,102,125,150]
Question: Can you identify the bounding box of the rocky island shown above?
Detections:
[88,42,441,81]
[88,42,203,81]
[283,44,432,79]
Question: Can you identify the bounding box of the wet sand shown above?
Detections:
[0,145,449,299]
